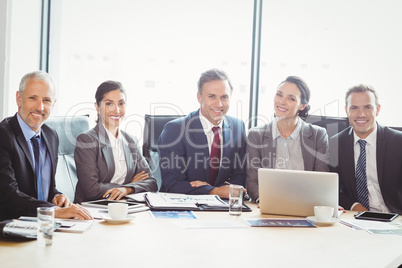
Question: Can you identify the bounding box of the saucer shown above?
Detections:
[102,215,135,224]
[306,216,339,226]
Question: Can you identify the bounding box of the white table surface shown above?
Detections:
[1,202,402,268]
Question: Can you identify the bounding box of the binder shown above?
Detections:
[144,192,252,212]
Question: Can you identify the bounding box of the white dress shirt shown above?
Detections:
[272,117,305,170]
[352,125,390,212]
[103,124,127,185]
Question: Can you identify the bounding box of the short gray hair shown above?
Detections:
[19,70,56,96]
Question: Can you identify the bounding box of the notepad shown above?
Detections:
[150,211,197,219]
[246,218,316,227]
[17,216,94,233]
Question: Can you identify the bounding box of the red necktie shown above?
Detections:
[209,126,221,185]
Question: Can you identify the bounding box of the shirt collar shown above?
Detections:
[101,123,122,144]
[272,117,301,140]
[199,111,223,134]
[353,123,377,146]
[17,113,41,142]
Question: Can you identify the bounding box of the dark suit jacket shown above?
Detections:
[246,120,329,200]
[329,124,402,213]
[74,122,158,203]
[157,110,247,194]
[0,114,60,220]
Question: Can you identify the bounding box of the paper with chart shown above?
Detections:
[341,219,402,235]
[145,192,229,209]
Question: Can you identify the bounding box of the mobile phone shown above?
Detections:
[354,211,398,222]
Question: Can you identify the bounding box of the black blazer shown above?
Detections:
[74,122,157,203]
[329,124,402,213]
[0,114,60,220]
[157,109,247,194]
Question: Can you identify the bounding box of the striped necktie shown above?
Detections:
[356,139,369,210]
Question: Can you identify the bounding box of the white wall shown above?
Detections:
[0,0,41,120]
[0,0,10,120]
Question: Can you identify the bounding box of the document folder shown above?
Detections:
[144,192,251,212]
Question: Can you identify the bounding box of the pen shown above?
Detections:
[104,193,111,199]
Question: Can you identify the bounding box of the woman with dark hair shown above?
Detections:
[74,81,157,203]
[246,76,329,201]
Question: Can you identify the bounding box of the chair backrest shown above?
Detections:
[304,115,350,138]
[46,115,91,201]
[390,126,402,132]
[142,114,184,190]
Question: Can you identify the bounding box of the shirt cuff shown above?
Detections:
[350,202,360,210]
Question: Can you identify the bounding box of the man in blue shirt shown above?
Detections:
[0,71,92,220]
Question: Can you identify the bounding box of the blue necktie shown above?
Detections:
[356,139,369,210]
[31,135,44,201]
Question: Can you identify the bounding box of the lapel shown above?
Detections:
[41,127,57,176]
[215,117,232,185]
[262,122,276,168]
[9,114,35,171]
[96,123,115,180]
[188,111,210,178]
[221,117,232,165]
[300,121,315,170]
[121,132,135,182]
[343,127,357,197]
[375,123,385,185]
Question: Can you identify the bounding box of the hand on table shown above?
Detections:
[55,204,93,220]
[351,203,368,212]
[209,185,231,199]
[103,187,133,201]
[52,194,72,207]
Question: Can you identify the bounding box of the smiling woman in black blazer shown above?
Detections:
[74,81,157,203]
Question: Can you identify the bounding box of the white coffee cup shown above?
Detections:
[108,203,128,220]
[314,206,334,222]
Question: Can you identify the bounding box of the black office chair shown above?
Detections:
[304,115,350,138]
[142,114,184,190]
[390,126,402,132]
[46,115,91,201]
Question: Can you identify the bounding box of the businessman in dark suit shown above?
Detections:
[157,69,247,198]
[329,84,402,213]
[0,71,92,221]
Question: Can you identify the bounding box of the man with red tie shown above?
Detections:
[158,69,247,198]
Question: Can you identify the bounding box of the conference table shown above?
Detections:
[1,202,402,268]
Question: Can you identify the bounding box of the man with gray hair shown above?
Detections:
[0,70,92,220]
[329,84,402,213]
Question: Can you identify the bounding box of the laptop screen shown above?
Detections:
[258,168,339,218]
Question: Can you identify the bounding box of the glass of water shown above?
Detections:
[37,207,55,247]
[229,184,243,216]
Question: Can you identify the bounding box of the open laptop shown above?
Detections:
[258,168,339,218]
